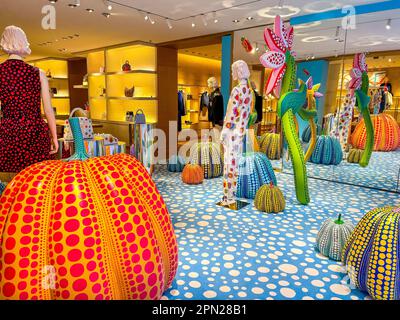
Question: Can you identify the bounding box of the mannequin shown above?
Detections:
[220,61,252,206]
[0,26,58,172]
[207,77,224,128]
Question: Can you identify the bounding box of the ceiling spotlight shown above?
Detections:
[277,0,284,9]
[389,58,392,62]
[68,0,80,7]
[192,22,196,28]
[311,55,315,60]
[233,19,240,23]
[86,8,94,13]
[103,0,112,11]
[213,11,218,23]
[386,19,392,30]
[149,15,155,25]
[144,12,149,21]
[102,12,111,18]
[166,19,173,29]
[201,14,208,26]
[247,16,254,21]
[49,0,58,3]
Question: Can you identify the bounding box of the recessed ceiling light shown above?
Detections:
[102,12,111,18]
[389,58,392,62]
[68,4,77,8]
[233,19,240,23]
[103,0,112,11]
[149,15,155,24]
[247,16,253,21]
[386,19,392,30]
[49,0,58,3]
[86,8,94,13]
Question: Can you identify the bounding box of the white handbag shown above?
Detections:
[63,108,94,142]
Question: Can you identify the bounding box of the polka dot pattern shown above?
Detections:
[0,154,178,300]
[150,166,399,300]
[0,59,53,172]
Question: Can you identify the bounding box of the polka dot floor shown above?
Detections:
[153,163,400,300]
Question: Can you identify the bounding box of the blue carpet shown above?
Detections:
[283,150,400,192]
[153,166,400,300]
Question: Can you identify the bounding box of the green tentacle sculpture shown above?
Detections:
[355,71,373,167]
[260,15,310,205]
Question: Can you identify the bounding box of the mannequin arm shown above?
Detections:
[220,87,239,143]
[40,70,59,155]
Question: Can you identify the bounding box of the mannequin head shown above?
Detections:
[207,77,219,90]
[232,60,250,81]
[0,26,31,58]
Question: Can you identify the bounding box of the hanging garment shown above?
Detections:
[0,59,53,172]
[254,90,263,123]
[210,88,224,126]
[221,79,252,205]
[178,91,186,132]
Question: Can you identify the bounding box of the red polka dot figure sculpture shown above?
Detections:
[0,117,178,300]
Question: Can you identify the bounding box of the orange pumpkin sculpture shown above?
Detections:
[182,164,204,185]
[351,113,400,151]
[0,118,178,300]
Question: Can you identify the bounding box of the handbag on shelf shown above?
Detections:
[134,109,146,125]
[125,85,135,97]
[63,107,94,142]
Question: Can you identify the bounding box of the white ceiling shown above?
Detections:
[234,8,400,64]
[0,0,394,61]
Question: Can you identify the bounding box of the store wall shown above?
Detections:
[177,54,221,86]
[157,46,178,160]
[296,60,329,134]
[68,58,88,111]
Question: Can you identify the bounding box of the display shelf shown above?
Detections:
[31,58,71,114]
[73,85,89,89]
[107,97,157,101]
[106,70,157,75]
[105,44,156,73]
[83,43,158,125]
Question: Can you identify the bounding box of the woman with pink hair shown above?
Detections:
[0,26,58,172]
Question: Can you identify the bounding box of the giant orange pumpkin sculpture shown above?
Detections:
[351,113,400,151]
[0,118,178,300]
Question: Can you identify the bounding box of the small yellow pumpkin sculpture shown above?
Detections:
[182,164,204,185]
[0,118,178,300]
[254,183,285,213]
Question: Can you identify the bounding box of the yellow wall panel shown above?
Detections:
[106,45,156,73]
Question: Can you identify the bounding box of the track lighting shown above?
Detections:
[386,19,392,30]
[201,14,208,26]
[102,12,111,18]
[247,16,254,21]
[166,19,173,29]
[49,0,58,3]
[255,43,260,52]
[86,8,94,13]
[149,15,155,25]
[233,19,240,23]
[143,12,149,21]
[311,55,315,60]
[213,11,218,23]
[277,0,284,9]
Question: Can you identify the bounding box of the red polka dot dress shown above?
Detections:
[0,59,52,173]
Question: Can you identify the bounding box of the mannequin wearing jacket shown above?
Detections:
[207,77,224,127]
[220,61,252,206]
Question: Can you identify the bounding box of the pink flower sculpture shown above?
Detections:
[260,15,294,98]
[349,53,368,97]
